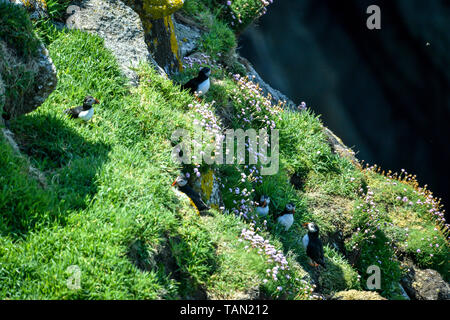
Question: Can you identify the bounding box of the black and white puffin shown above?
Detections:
[181,67,211,97]
[172,174,210,213]
[276,203,295,231]
[255,195,270,217]
[302,222,326,268]
[64,96,99,121]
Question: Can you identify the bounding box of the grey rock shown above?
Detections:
[4,0,48,19]
[66,0,166,85]
[192,170,223,209]
[237,55,296,109]
[173,17,202,58]
[0,41,57,119]
[331,290,386,300]
[32,44,58,111]
[0,73,5,112]
[401,264,450,300]
[323,127,358,164]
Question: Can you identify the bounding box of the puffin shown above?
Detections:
[181,67,211,97]
[172,174,210,213]
[64,96,99,121]
[302,222,326,268]
[256,195,270,217]
[276,203,295,231]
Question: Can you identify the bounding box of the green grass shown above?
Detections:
[0,135,56,238]
[46,0,72,21]
[32,0,72,46]
[200,19,236,61]
[183,0,270,32]
[318,245,362,295]
[0,2,40,60]
[0,29,313,299]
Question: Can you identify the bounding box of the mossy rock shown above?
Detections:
[332,290,386,300]
[143,0,184,19]
[10,0,48,19]
[0,74,5,112]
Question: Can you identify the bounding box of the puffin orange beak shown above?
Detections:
[94,98,100,104]
[302,222,309,228]
[262,200,267,207]
[171,180,177,186]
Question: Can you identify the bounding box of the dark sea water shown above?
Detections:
[238,0,450,217]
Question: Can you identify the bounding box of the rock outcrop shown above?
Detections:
[66,0,165,85]
[0,42,57,120]
[2,0,48,19]
[173,15,202,58]
[331,290,386,300]
[237,56,296,109]
[401,264,450,300]
[123,0,184,74]
[192,169,222,210]
[0,73,5,112]
[0,1,57,120]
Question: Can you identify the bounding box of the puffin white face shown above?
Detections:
[84,96,100,108]
[173,175,188,187]
[286,203,295,212]
[260,195,270,206]
[307,223,317,233]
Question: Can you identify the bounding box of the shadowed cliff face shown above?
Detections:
[239,0,450,210]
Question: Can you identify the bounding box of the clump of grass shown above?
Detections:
[182,4,237,62]
[183,0,273,32]
[223,0,273,32]
[319,245,362,295]
[32,0,72,45]
[200,19,237,61]
[33,17,65,46]
[45,0,72,21]
[0,2,40,60]
[182,0,214,20]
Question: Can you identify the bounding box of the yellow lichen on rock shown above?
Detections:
[332,290,386,300]
[201,169,214,201]
[142,0,184,19]
[163,15,182,71]
[19,0,47,10]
